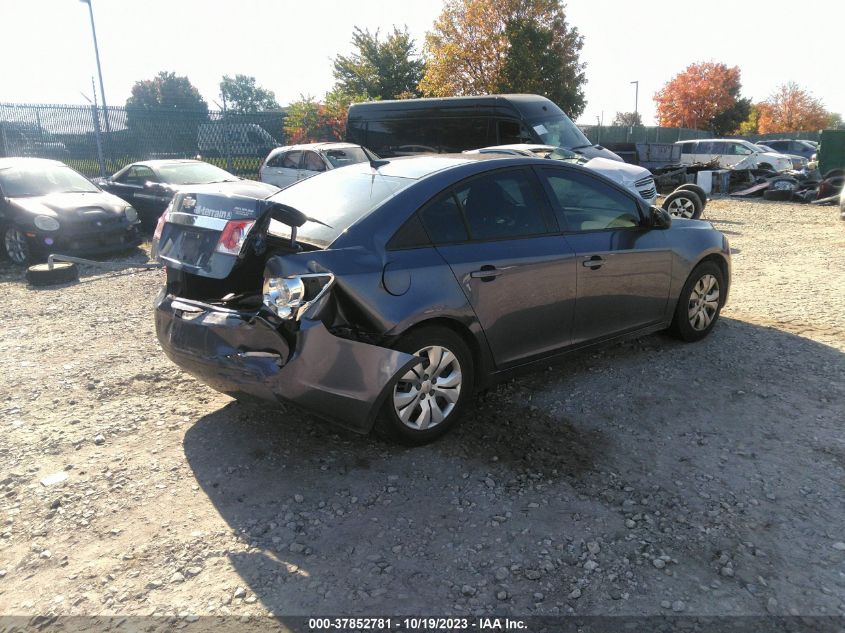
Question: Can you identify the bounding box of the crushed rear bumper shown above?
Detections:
[154,290,416,433]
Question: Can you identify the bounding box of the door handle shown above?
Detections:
[470,265,501,281]
[582,255,604,269]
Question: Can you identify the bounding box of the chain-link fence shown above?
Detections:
[0,103,287,179]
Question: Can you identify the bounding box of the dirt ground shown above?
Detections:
[0,198,843,620]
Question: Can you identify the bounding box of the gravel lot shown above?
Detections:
[1,198,843,619]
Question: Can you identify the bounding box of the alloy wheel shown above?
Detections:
[688,274,720,331]
[667,196,696,218]
[393,345,462,431]
[4,227,29,264]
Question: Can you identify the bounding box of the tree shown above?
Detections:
[737,104,760,136]
[125,71,208,154]
[323,88,368,141]
[420,0,586,118]
[333,27,425,100]
[710,97,751,136]
[126,71,208,113]
[219,74,280,113]
[654,62,745,131]
[757,82,830,133]
[283,95,329,144]
[827,112,844,129]
[612,111,642,127]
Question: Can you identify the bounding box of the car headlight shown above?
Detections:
[34,215,60,231]
[263,277,305,318]
[124,206,139,223]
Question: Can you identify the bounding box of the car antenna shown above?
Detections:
[370,158,390,169]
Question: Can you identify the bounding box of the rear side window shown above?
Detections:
[304,151,326,172]
[680,142,695,153]
[281,151,302,169]
[455,169,549,240]
[419,192,469,244]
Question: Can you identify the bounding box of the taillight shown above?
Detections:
[153,210,169,241]
[216,219,255,255]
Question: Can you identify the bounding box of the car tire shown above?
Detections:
[3,225,33,266]
[674,183,708,210]
[662,190,703,219]
[375,325,474,445]
[823,168,844,180]
[669,261,726,342]
[25,262,79,286]
[763,189,793,201]
[758,163,774,172]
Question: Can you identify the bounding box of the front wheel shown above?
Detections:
[662,190,703,219]
[375,326,474,445]
[3,225,32,265]
[670,261,726,342]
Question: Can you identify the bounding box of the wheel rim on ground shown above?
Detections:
[393,345,462,430]
[4,227,28,264]
[668,196,696,218]
[688,274,720,331]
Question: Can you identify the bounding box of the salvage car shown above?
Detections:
[0,157,141,265]
[760,139,818,161]
[756,143,808,171]
[96,159,278,224]
[464,144,658,204]
[259,142,377,189]
[152,154,730,444]
[676,139,792,172]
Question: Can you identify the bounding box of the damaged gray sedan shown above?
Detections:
[152,155,730,444]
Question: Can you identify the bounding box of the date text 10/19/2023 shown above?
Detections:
[308,617,528,630]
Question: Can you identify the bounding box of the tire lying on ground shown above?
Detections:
[25,262,79,286]
[762,189,794,202]
[662,189,704,219]
[674,183,708,210]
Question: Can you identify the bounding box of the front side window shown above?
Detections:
[280,151,302,170]
[454,169,549,240]
[540,168,640,231]
[497,119,533,145]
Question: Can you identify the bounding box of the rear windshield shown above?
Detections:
[267,168,413,247]
[0,164,99,197]
[158,162,238,185]
[322,146,372,168]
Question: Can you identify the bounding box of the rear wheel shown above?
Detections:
[375,326,474,445]
[670,261,725,342]
[662,190,703,219]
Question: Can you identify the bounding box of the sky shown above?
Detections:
[1,0,843,126]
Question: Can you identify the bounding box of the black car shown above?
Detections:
[153,154,730,444]
[0,157,141,265]
[96,159,279,224]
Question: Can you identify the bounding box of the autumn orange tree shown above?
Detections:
[757,82,829,133]
[654,62,749,134]
[420,0,586,117]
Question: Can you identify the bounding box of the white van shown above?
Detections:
[675,139,791,172]
[197,123,278,157]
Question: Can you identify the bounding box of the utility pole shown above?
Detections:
[80,0,111,171]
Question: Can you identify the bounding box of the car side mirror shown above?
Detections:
[649,205,672,229]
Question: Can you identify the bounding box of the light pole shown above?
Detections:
[79,0,110,136]
[630,80,639,126]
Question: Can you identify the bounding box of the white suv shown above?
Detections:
[259,142,376,189]
[676,139,792,172]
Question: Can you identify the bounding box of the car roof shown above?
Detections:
[331,153,535,180]
[0,157,67,169]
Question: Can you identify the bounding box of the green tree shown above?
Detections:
[219,74,280,113]
[332,27,425,100]
[420,0,586,118]
[710,96,751,136]
[283,95,327,144]
[125,71,208,154]
[737,104,760,136]
[612,111,642,127]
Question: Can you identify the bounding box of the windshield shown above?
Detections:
[0,164,99,197]
[322,147,373,168]
[528,115,592,150]
[548,147,586,163]
[267,168,413,247]
[158,162,238,185]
